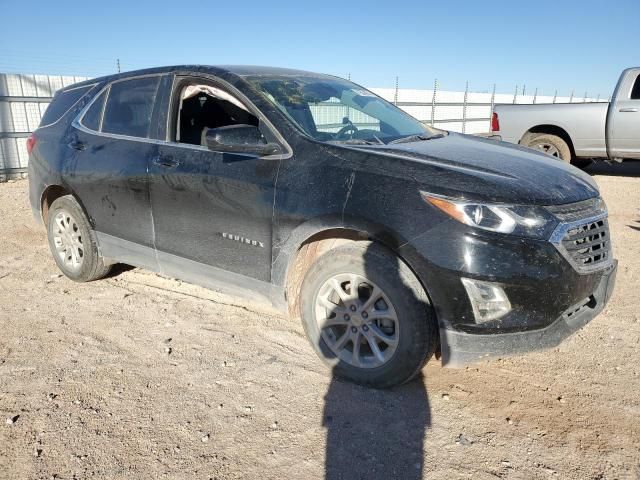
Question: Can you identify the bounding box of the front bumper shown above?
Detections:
[440,259,617,366]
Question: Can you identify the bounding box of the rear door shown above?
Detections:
[67,74,165,267]
[608,69,640,159]
[148,75,283,283]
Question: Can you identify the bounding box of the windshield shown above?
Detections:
[247,75,441,144]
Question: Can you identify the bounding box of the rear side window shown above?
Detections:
[631,74,640,100]
[102,76,161,138]
[40,85,93,127]
[82,89,107,131]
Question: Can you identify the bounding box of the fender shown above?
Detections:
[39,179,95,230]
[519,122,575,147]
[270,213,410,290]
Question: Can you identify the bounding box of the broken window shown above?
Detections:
[175,84,259,146]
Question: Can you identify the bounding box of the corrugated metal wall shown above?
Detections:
[0,73,89,179]
[370,88,594,134]
[0,71,603,181]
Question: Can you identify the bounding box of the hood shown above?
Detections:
[348,132,599,206]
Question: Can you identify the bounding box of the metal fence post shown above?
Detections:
[489,83,496,128]
[394,76,399,106]
[462,81,468,134]
[569,90,574,103]
[533,87,538,104]
[513,84,518,104]
[430,78,438,127]
[583,91,587,103]
[553,90,557,104]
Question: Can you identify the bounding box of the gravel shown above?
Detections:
[1,166,639,479]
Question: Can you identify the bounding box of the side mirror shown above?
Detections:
[204,124,280,156]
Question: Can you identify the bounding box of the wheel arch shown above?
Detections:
[520,124,576,159]
[40,183,93,227]
[273,215,427,318]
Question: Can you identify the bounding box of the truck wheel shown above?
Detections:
[298,242,438,389]
[47,195,111,282]
[524,133,572,162]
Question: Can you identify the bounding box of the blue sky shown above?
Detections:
[1,0,638,96]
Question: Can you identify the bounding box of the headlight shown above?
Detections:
[421,193,558,239]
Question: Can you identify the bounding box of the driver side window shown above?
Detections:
[173,83,260,146]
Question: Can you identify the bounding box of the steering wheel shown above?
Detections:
[335,122,359,139]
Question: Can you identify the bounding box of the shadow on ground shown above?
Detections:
[104,263,135,278]
[584,159,640,177]
[323,375,429,480]
[315,242,434,480]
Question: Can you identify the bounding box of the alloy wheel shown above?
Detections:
[314,273,399,368]
[52,211,84,271]
[534,142,560,157]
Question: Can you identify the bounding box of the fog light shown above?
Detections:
[461,278,511,323]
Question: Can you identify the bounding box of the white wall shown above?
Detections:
[0,73,90,174]
[0,72,602,173]
[370,87,601,135]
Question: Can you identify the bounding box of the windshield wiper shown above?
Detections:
[388,133,444,145]
[333,139,379,145]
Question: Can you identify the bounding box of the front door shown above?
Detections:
[609,70,640,160]
[148,76,281,283]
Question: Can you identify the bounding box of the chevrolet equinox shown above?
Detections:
[28,66,617,388]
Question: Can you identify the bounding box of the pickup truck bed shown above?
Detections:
[492,67,640,163]
[496,102,609,158]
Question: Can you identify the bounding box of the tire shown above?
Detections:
[524,133,572,163]
[47,195,111,282]
[299,242,438,389]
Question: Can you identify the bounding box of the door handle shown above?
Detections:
[68,140,86,151]
[619,108,638,112]
[152,156,180,168]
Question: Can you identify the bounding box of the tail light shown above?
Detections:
[491,112,500,132]
[26,133,37,155]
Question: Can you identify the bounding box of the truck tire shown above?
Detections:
[298,241,438,389]
[523,133,572,162]
[47,195,111,282]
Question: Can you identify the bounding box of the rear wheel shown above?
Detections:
[47,195,111,282]
[298,242,438,389]
[524,133,572,162]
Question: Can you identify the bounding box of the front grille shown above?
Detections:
[548,197,613,274]
[546,197,606,221]
[562,218,611,270]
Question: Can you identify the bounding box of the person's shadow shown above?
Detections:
[323,374,430,479]
[319,242,433,480]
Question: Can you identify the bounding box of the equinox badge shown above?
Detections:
[221,232,265,248]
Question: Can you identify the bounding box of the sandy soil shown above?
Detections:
[0,164,639,479]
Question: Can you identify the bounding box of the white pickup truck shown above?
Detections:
[492,68,640,165]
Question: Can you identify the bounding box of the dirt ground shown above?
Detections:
[0,163,639,480]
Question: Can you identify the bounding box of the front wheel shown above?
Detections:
[299,242,438,389]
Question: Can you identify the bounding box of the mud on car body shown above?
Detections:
[28,65,617,388]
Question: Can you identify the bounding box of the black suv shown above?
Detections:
[28,66,617,388]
